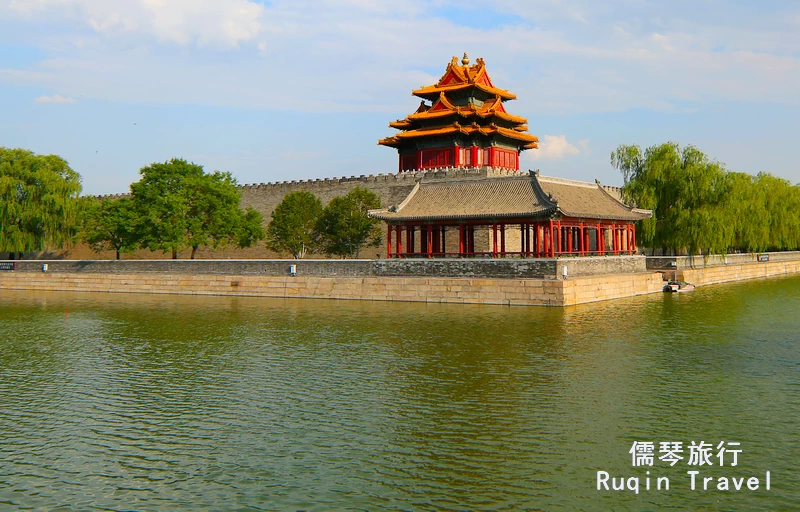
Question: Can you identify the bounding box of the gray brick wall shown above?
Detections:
[3,255,647,279]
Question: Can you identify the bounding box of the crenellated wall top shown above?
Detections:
[240,166,522,191]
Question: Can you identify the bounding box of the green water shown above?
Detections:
[0,277,798,511]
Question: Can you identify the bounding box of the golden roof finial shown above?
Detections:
[461,52,469,66]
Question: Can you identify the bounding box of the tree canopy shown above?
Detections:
[80,196,139,260]
[130,158,264,259]
[266,191,323,258]
[316,186,382,258]
[0,147,82,258]
[612,142,800,255]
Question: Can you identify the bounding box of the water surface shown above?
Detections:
[1,277,798,510]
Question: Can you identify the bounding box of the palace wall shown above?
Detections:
[0,269,664,307]
[52,167,518,260]
[2,255,646,279]
[5,255,800,306]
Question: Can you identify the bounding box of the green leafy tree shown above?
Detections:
[237,208,266,251]
[0,147,82,259]
[80,196,139,260]
[612,142,800,255]
[316,186,382,258]
[266,191,323,258]
[130,158,264,259]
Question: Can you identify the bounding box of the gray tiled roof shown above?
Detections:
[370,172,651,222]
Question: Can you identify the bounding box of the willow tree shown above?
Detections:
[757,173,800,250]
[0,147,82,259]
[612,143,731,255]
[613,142,800,255]
[723,172,769,252]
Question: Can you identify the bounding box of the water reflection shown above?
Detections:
[1,277,798,510]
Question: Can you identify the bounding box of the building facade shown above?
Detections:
[370,55,650,258]
[379,53,539,172]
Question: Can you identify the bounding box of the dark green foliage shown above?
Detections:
[316,186,382,258]
[130,158,264,259]
[80,196,139,260]
[0,147,82,258]
[612,142,800,255]
[266,191,323,258]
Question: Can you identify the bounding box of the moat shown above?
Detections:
[1,276,798,510]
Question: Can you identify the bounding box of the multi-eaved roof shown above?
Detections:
[411,56,517,101]
[369,172,652,223]
[379,54,539,151]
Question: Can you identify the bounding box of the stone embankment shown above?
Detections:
[0,270,664,307]
[1,252,799,307]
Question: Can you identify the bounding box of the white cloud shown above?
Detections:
[529,135,580,160]
[1,1,800,115]
[1,0,266,48]
[34,94,76,104]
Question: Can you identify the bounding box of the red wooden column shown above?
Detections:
[387,225,393,258]
[632,224,637,253]
[584,225,590,255]
[492,224,498,257]
[459,225,465,256]
[396,226,403,257]
[427,227,433,258]
[489,147,496,167]
[555,222,561,255]
[471,146,478,167]
[441,227,447,255]
[520,224,526,256]
[628,225,634,254]
[610,224,616,254]
[624,225,629,254]
[500,224,506,255]
[545,222,551,257]
[525,224,531,256]
[567,226,572,255]
[579,222,585,255]
[596,224,603,255]
[453,146,461,167]
[537,223,542,257]
[415,149,422,171]
[549,221,556,257]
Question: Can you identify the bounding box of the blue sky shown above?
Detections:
[1,0,799,195]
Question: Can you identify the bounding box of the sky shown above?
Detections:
[1,0,799,195]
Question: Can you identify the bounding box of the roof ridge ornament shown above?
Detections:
[462,52,469,65]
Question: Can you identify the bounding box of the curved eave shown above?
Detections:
[554,209,652,221]
[378,137,402,148]
[404,109,528,125]
[412,83,516,101]
[388,124,539,143]
[370,207,557,223]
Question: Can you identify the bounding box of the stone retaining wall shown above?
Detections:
[669,259,800,286]
[0,271,665,307]
[647,251,800,269]
[2,256,646,279]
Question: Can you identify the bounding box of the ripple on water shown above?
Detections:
[0,280,799,510]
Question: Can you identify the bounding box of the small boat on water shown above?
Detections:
[664,281,695,293]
